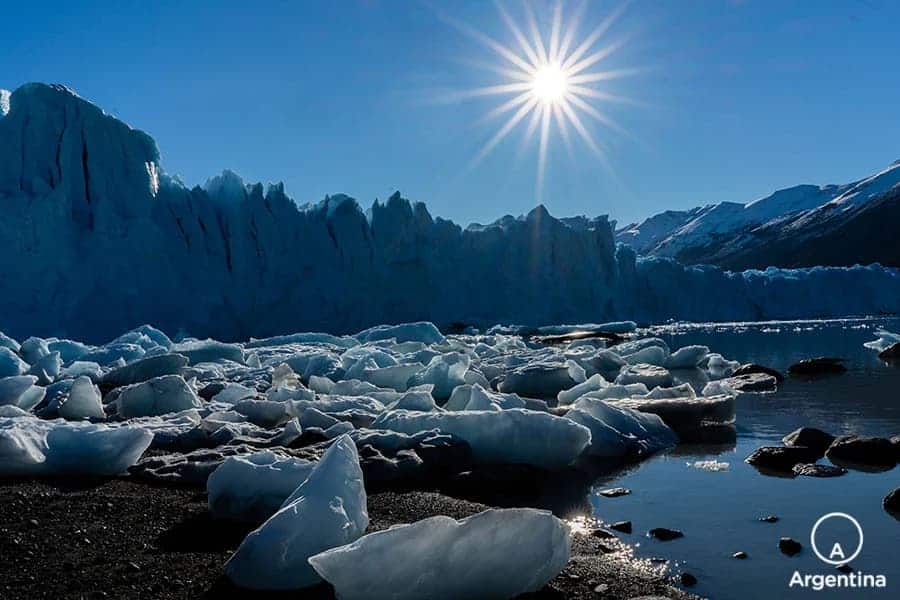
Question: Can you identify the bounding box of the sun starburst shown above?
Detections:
[442,1,637,199]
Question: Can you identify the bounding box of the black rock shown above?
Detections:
[826,435,896,469]
[591,528,617,540]
[732,551,748,559]
[745,445,820,472]
[792,463,847,478]
[878,342,900,362]
[884,488,900,516]
[782,427,835,457]
[733,363,784,382]
[723,373,778,392]
[788,357,847,376]
[609,520,632,534]
[680,573,698,587]
[779,537,802,556]
[891,436,900,459]
[759,515,779,523]
[649,527,684,541]
[598,487,631,498]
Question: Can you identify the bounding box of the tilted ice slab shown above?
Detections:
[372,409,591,470]
[566,397,677,457]
[224,434,368,590]
[207,450,316,522]
[309,508,571,600]
[0,417,152,476]
[113,375,203,418]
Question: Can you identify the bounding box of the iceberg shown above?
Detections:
[309,508,570,600]
[224,434,367,590]
[372,409,591,469]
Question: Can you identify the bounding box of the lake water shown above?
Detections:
[588,317,900,599]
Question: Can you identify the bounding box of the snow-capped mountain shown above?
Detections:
[1,83,899,342]
[616,162,900,269]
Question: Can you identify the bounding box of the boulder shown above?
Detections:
[733,363,784,382]
[779,537,802,556]
[878,342,900,362]
[792,463,847,478]
[745,446,820,473]
[648,527,683,541]
[884,488,900,516]
[788,357,846,376]
[782,427,835,457]
[825,435,896,469]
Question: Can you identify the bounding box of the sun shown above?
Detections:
[531,63,569,104]
[441,1,638,197]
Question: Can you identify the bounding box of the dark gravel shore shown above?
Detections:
[0,478,696,600]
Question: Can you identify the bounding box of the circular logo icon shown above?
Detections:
[810,512,864,566]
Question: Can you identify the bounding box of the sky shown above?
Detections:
[3,0,899,226]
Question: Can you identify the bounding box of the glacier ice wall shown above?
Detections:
[1,83,899,343]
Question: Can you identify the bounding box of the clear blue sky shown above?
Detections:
[3,0,899,226]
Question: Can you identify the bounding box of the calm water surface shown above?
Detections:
[590,317,900,600]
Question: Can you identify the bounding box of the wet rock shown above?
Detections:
[825,435,896,469]
[679,573,697,587]
[779,537,802,556]
[610,521,632,534]
[787,357,846,376]
[591,528,617,540]
[723,373,777,392]
[792,463,847,478]
[782,427,835,457]
[884,488,900,516]
[648,528,683,541]
[891,436,900,459]
[745,446,820,472]
[598,487,631,498]
[733,363,784,382]
[759,515,779,523]
[878,342,900,362]
[732,551,747,559]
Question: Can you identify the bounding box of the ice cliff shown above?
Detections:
[2,83,899,343]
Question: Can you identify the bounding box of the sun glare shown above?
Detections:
[531,63,568,104]
[442,1,638,198]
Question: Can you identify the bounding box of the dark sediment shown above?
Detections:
[0,477,696,600]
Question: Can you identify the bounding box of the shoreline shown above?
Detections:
[0,477,696,600]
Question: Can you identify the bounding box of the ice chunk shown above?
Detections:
[354,322,444,345]
[19,337,50,365]
[211,382,257,404]
[665,345,709,369]
[0,375,45,411]
[557,373,608,405]
[608,394,735,432]
[407,352,469,400]
[362,363,424,391]
[27,351,62,385]
[0,347,28,377]
[864,329,900,352]
[567,397,677,457]
[47,339,93,363]
[444,384,525,411]
[372,409,591,469]
[0,418,152,477]
[102,353,188,387]
[622,345,669,366]
[58,376,105,420]
[224,435,367,590]
[705,353,741,378]
[233,398,290,428]
[115,375,203,417]
[207,450,316,522]
[309,508,570,600]
[582,382,649,400]
[172,339,244,364]
[390,389,438,412]
[498,362,579,399]
[0,331,20,352]
[60,361,103,381]
[614,364,673,388]
[642,382,696,399]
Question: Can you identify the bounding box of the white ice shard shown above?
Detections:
[354,322,444,345]
[27,351,62,385]
[224,434,368,590]
[557,373,608,405]
[372,409,591,469]
[309,508,571,600]
[665,345,710,369]
[207,450,316,522]
[114,375,203,417]
[407,352,469,400]
[0,347,28,377]
[0,417,152,476]
[58,376,105,420]
[864,329,900,352]
[614,364,673,388]
[0,375,45,411]
[566,397,677,457]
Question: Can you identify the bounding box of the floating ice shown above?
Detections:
[224,434,367,590]
[372,409,591,469]
[864,329,900,352]
[309,508,570,600]
[665,345,710,369]
[567,397,677,457]
[614,364,673,388]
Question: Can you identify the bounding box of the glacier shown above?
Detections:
[1,83,899,343]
